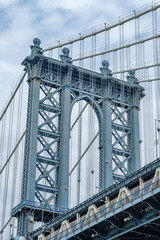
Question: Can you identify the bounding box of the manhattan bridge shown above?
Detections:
[1,1,160,240]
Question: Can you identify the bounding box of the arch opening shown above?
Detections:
[69,97,101,208]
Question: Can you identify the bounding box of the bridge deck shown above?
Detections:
[30,158,160,239]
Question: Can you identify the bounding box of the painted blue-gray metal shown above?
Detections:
[18,41,43,235]
[129,107,141,172]
[10,237,26,240]
[45,179,160,240]
[13,39,144,237]
[31,158,160,238]
[12,200,68,216]
[58,65,73,208]
[102,75,112,188]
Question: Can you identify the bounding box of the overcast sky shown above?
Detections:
[0,0,154,110]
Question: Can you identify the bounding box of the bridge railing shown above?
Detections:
[46,178,160,239]
[11,200,68,216]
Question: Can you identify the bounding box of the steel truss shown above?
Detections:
[31,157,160,240]
[12,39,144,237]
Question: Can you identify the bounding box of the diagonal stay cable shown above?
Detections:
[0,216,12,234]
[0,130,26,175]
[69,131,99,176]
[0,72,26,121]
[70,103,88,131]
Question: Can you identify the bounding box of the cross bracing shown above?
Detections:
[8,37,144,238]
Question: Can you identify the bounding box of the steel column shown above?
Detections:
[26,78,40,201]
[103,96,112,188]
[129,106,141,172]
[58,67,72,208]
[18,39,43,237]
[101,61,113,188]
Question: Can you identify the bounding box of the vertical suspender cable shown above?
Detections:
[119,19,122,79]
[77,101,82,204]
[104,23,107,62]
[152,8,160,157]
[58,41,61,60]
[1,98,14,240]
[122,22,124,80]
[107,29,110,63]
[10,81,23,234]
[0,114,6,170]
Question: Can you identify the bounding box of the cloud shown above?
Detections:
[0,0,156,108]
[0,0,19,8]
[37,0,93,12]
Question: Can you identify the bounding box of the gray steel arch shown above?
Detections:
[70,94,103,190]
[11,39,144,238]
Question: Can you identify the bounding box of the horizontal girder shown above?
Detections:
[35,184,58,194]
[31,158,160,239]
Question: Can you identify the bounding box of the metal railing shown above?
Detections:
[47,179,160,239]
[11,200,68,216]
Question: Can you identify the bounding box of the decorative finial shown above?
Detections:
[129,70,135,78]
[60,47,72,64]
[127,70,138,84]
[30,38,43,57]
[100,60,112,77]
[102,60,109,69]
[33,38,41,47]
[62,47,70,57]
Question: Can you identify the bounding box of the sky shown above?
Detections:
[0,0,156,110]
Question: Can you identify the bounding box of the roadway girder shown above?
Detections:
[31,158,160,238]
[108,216,124,229]
[90,224,108,237]
[125,207,142,220]
[144,196,160,211]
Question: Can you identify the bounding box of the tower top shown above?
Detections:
[30,38,43,57]
[100,60,112,77]
[60,47,72,64]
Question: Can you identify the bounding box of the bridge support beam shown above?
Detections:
[18,40,43,238]
[101,61,113,189]
[58,67,72,209]
[18,76,41,237]
[129,106,141,172]
[25,78,40,201]
[103,97,112,189]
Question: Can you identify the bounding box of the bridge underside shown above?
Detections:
[30,158,160,240]
[112,220,160,240]
[73,199,160,240]
[52,193,160,240]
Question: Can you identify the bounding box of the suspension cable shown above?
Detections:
[0,72,26,121]
[42,1,160,52]
[1,97,15,238]
[0,130,26,175]
[69,131,99,176]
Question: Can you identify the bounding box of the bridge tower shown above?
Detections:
[12,39,144,239]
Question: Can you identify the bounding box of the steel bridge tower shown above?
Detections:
[12,38,144,239]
